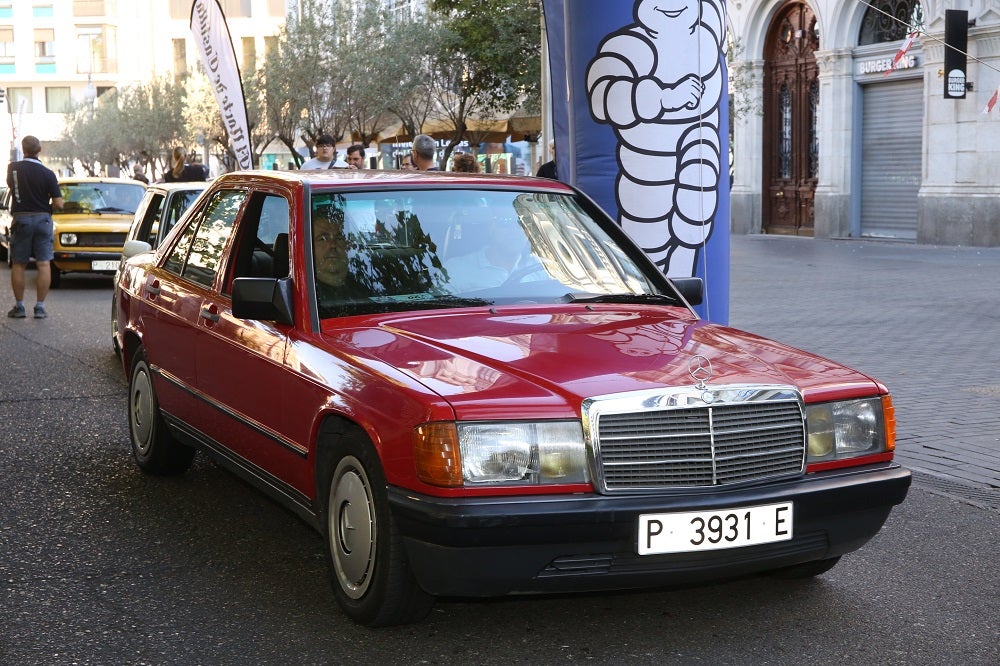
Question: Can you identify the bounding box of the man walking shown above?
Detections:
[6,135,63,319]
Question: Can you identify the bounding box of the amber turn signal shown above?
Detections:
[413,422,463,487]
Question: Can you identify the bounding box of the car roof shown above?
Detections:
[147,181,209,192]
[58,177,147,185]
[212,168,574,191]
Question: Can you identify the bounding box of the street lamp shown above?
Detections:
[83,74,96,116]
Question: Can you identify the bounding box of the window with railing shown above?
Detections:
[859,0,924,45]
[76,25,117,74]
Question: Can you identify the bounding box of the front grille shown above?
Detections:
[588,388,805,492]
[73,232,127,248]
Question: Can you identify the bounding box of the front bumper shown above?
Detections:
[389,462,911,597]
[53,251,122,273]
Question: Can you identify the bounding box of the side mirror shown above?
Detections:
[232,276,294,325]
[122,239,152,259]
[670,277,703,306]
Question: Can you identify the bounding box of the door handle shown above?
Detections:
[200,307,220,323]
[146,281,160,297]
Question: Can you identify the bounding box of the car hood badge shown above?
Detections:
[688,354,713,396]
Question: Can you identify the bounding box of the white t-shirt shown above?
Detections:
[300,157,348,169]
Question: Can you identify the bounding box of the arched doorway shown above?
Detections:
[762,1,819,236]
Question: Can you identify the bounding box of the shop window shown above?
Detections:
[45,86,71,113]
[858,1,923,45]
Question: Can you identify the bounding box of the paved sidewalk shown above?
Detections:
[727,234,1000,506]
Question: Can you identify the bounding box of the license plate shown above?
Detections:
[638,502,793,555]
[92,260,118,271]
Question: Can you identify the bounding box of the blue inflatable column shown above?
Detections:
[543,0,730,324]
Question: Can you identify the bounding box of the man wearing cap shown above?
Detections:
[300,134,348,169]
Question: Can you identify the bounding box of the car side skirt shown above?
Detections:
[162,412,321,531]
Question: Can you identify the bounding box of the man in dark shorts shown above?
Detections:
[6,135,63,319]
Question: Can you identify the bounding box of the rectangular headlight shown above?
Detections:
[806,397,889,463]
[59,232,78,246]
[459,421,588,486]
[412,421,589,488]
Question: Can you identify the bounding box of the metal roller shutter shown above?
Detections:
[859,79,923,240]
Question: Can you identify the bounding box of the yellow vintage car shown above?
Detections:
[51,177,147,286]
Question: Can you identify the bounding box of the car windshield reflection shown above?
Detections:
[309,189,666,318]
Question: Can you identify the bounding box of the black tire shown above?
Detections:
[325,436,434,626]
[49,268,61,289]
[128,350,195,475]
[769,556,841,579]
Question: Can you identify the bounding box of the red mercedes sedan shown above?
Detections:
[113,169,910,626]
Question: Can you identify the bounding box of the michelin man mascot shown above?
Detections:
[586,0,726,278]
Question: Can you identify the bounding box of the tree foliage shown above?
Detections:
[59,0,542,175]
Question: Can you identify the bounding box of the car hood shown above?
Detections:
[325,305,882,420]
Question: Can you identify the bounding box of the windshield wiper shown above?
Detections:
[563,292,681,305]
[92,207,133,214]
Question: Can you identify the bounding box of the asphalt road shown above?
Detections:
[1,250,997,665]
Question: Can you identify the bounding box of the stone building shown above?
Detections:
[728,0,1000,246]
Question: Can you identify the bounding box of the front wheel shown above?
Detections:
[128,350,195,474]
[326,438,433,626]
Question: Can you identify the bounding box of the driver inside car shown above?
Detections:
[312,206,370,310]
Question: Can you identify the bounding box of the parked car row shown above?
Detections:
[112,169,910,627]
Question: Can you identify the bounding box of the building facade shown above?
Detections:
[728,0,1000,246]
[1,0,287,169]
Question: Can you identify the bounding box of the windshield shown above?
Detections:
[310,188,670,318]
[58,182,146,215]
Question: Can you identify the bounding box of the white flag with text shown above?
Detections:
[190,0,253,170]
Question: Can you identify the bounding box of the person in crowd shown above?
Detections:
[346,144,366,169]
[6,135,64,319]
[536,140,558,180]
[411,134,439,171]
[399,153,416,171]
[132,163,149,184]
[451,152,480,173]
[163,146,208,182]
[300,134,348,169]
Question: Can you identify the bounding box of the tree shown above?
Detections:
[425,0,542,165]
[58,76,186,177]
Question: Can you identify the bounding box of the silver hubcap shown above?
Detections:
[131,366,153,455]
[330,458,376,600]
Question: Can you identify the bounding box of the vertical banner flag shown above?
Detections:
[542,0,730,323]
[190,0,252,170]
